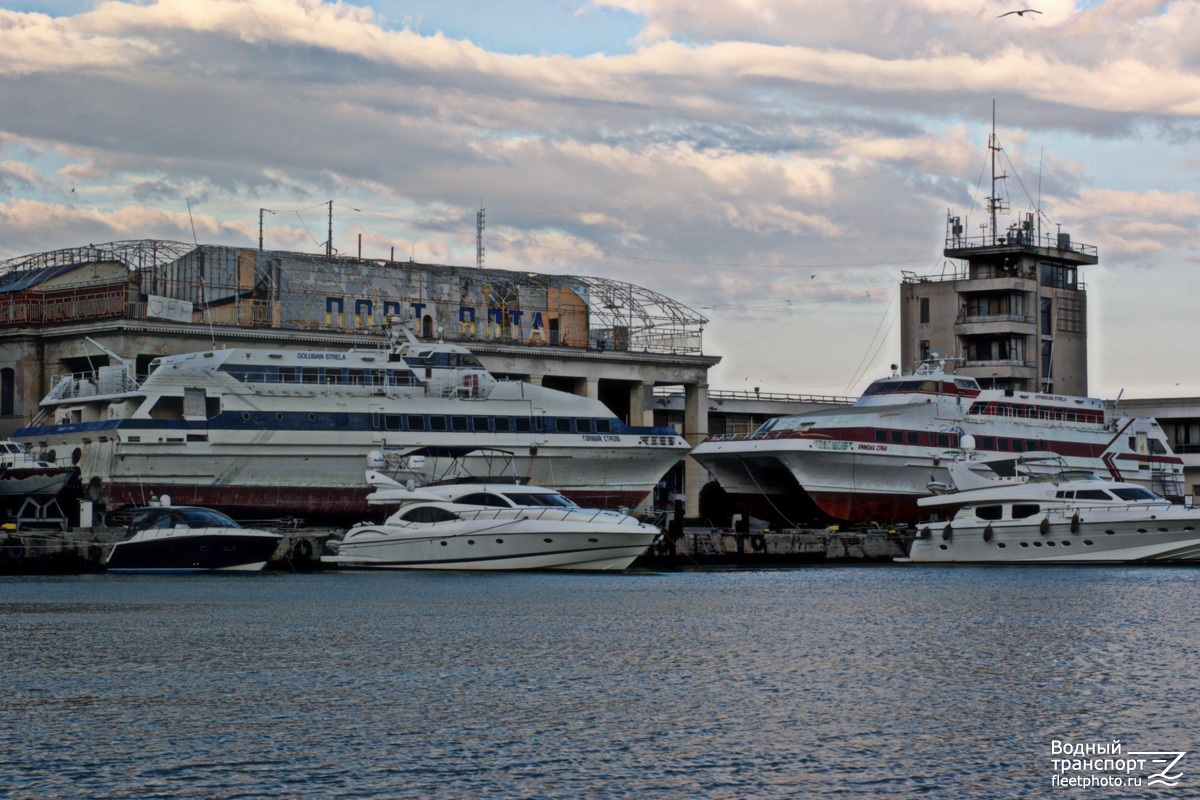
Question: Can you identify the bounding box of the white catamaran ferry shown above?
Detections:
[15,320,688,521]
[690,361,1183,525]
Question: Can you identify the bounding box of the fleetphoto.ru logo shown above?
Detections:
[1050,739,1187,789]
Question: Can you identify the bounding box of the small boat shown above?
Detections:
[107,501,283,573]
[907,437,1200,563]
[323,450,662,571]
[0,440,78,503]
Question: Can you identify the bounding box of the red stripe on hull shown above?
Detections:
[107,483,373,522]
[805,491,920,525]
[725,489,919,526]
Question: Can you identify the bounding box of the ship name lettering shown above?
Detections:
[296,352,347,361]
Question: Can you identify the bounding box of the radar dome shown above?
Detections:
[366,450,386,468]
[960,434,976,453]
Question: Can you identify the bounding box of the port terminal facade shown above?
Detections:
[0,241,718,515]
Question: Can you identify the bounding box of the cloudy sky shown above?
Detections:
[0,0,1196,400]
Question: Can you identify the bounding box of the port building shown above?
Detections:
[900,212,1093,395]
[0,240,718,512]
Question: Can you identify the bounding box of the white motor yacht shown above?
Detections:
[323,451,661,571]
[907,438,1200,563]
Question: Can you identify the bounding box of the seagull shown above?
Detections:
[999,8,1041,17]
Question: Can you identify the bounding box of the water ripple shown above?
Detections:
[3,567,1199,798]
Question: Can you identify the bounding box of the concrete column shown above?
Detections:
[682,382,709,517]
[627,381,650,427]
[527,373,544,386]
[583,376,599,401]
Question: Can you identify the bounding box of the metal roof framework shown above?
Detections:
[1,240,709,355]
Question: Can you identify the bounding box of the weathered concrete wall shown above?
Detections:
[648,529,911,564]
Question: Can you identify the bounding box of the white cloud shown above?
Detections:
[1,0,1199,397]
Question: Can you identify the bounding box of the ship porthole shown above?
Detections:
[275,413,284,421]
[588,538,599,543]
[1105,530,1116,535]
[1084,540,1094,545]
[242,412,251,421]
[495,538,504,544]
[938,544,947,550]
[467,540,475,545]
[308,413,316,421]
[996,543,1006,548]
[440,541,448,546]
[543,538,553,543]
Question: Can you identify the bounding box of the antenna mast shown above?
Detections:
[476,201,486,269]
[987,101,1009,245]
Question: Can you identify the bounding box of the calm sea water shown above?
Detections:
[2,565,1199,799]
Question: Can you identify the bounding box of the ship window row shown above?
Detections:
[221,365,420,387]
[862,378,980,397]
[974,504,1042,521]
[373,414,614,435]
[870,430,1056,452]
[968,401,1103,424]
[874,430,957,447]
[973,436,1046,453]
[404,351,484,368]
[863,379,942,396]
[1055,487,1161,502]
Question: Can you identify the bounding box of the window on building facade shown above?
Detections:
[0,368,13,416]
[919,297,930,324]
[1039,263,1078,290]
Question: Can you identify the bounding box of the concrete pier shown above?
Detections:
[0,519,914,573]
[641,527,914,566]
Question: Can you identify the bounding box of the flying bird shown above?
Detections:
[998,8,1041,17]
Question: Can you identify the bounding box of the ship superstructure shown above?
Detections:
[690,360,1183,524]
[16,320,689,520]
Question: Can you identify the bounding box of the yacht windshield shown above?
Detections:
[752,419,779,436]
[175,508,241,528]
[1110,487,1163,502]
[503,492,578,508]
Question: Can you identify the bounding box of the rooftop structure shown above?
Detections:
[0,241,707,355]
[899,127,1093,395]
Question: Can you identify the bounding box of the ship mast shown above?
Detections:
[987,101,1009,245]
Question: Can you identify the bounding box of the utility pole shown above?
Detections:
[326,200,334,257]
[258,208,275,251]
